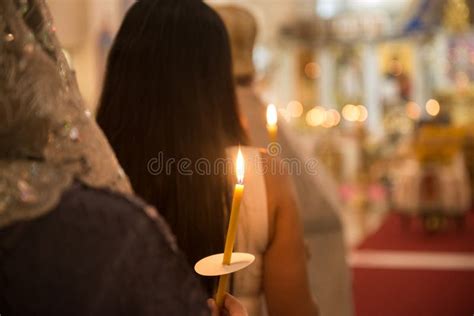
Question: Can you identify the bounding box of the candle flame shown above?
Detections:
[236,148,245,184]
[266,104,278,126]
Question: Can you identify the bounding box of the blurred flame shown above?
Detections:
[342,104,367,122]
[236,147,245,184]
[266,104,278,126]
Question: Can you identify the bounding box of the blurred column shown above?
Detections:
[412,40,429,115]
[432,31,450,90]
[268,47,296,106]
[319,47,336,108]
[362,43,383,136]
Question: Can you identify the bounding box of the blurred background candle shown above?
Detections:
[216,148,245,307]
[266,104,278,143]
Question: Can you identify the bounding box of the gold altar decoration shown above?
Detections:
[414,126,466,165]
[443,0,470,33]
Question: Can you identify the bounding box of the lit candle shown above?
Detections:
[215,148,245,307]
[266,104,278,143]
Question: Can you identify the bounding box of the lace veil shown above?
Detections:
[0,0,132,229]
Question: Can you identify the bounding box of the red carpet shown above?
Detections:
[351,212,474,316]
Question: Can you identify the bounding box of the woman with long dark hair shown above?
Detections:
[0,0,245,315]
[97,1,317,315]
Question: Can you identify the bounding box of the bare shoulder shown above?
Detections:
[260,151,297,243]
[259,150,295,194]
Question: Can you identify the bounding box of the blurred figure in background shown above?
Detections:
[215,5,353,316]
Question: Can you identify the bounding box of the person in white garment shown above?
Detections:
[214,5,354,316]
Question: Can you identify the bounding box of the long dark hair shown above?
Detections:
[96,0,247,293]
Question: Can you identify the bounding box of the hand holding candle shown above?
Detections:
[194,148,253,309]
[266,104,278,143]
[215,148,245,307]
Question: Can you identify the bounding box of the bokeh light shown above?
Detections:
[406,101,421,120]
[425,99,440,117]
[266,104,278,125]
[342,104,368,122]
[342,104,359,122]
[287,100,304,118]
[357,105,368,122]
[306,106,326,126]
